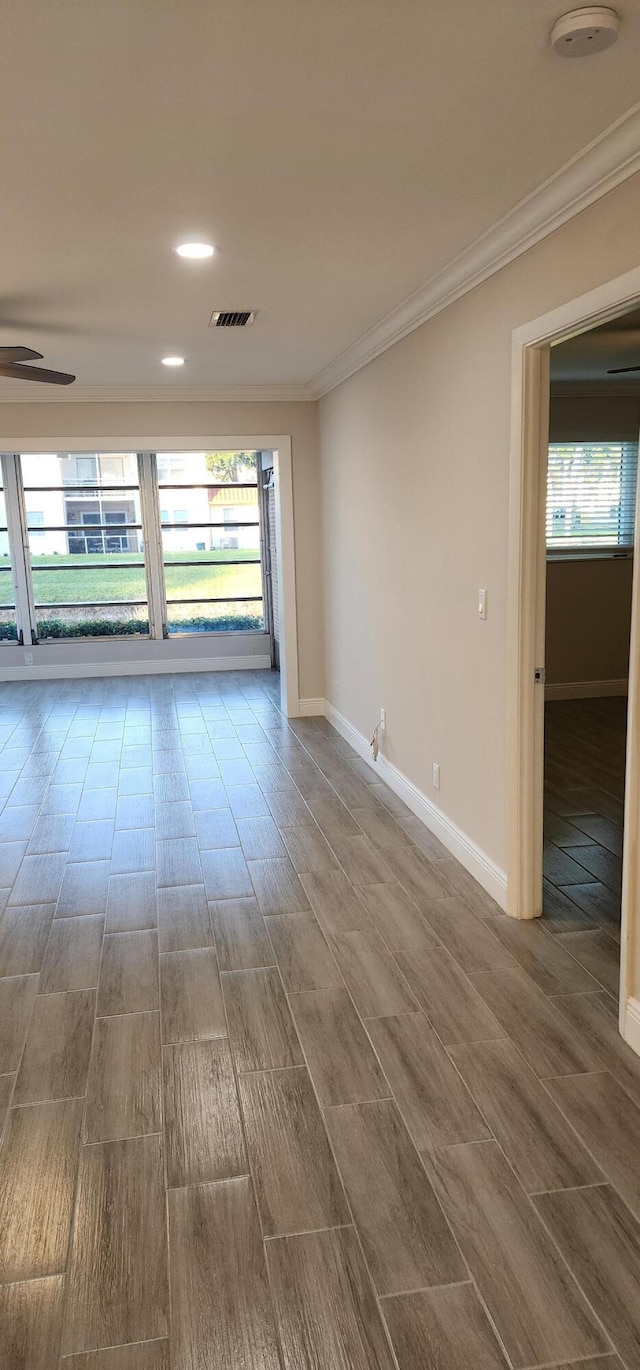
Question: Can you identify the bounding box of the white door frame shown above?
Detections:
[507,263,640,1047]
[0,434,301,718]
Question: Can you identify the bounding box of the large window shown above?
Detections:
[20,453,150,640]
[0,467,17,641]
[157,450,264,634]
[546,442,638,557]
[0,448,270,647]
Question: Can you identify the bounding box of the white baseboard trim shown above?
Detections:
[545,678,628,701]
[0,655,271,683]
[323,701,507,909]
[623,997,640,1057]
[298,697,326,717]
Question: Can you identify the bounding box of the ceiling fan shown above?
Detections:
[607,364,640,375]
[0,346,75,385]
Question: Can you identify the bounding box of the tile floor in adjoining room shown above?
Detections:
[0,669,639,1369]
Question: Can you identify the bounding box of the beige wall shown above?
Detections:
[318,171,640,874]
[545,392,639,687]
[0,399,323,698]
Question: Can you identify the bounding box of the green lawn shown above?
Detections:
[23,550,264,638]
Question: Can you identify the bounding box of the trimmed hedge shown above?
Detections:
[34,613,263,640]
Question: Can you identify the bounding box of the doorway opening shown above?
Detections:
[507,264,640,1048]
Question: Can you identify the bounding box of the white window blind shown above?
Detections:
[546,442,638,556]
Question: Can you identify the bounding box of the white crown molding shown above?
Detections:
[309,101,640,399]
[550,379,640,397]
[0,383,314,404]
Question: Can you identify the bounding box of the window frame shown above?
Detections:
[546,439,638,562]
[0,446,275,648]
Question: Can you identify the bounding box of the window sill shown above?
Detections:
[547,550,634,563]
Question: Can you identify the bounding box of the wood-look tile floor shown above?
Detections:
[0,674,638,1368]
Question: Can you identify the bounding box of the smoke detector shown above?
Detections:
[551,7,619,57]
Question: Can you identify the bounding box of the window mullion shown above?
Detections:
[138,452,167,639]
[2,453,36,646]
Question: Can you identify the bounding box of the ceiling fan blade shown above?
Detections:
[0,347,44,362]
[0,362,75,385]
[607,364,640,374]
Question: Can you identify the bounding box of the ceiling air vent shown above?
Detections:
[209,310,257,328]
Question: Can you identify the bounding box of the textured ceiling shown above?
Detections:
[1,0,640,387]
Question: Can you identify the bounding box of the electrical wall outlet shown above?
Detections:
[24,652,33,666]
[478,587,487,620]
[380,707,386,730]
[432,762,440,790]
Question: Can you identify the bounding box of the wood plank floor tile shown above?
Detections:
[154,800,196,841]
[97,931,159,1016]
[0,1072,14,1131]
[0,842,28,889]
[300,868,370,933]
[239,1066,350,1236]
[290,988,389,1105]
[325,1098,465,1293]
[193,807,240,851]
[433,861,505,920]
[249,857,311,914]
[55,861,110,918]
[544,841,598,886]
[168,1176,281,1370]
[308,797,361,838]
[266,1225,396,1370]
[156,837,202,888]
[62,1339,169,1369]
[0,1098,83,1281]
[265,911,343,992]
[280,823,339,874]
[156,883,211,952]
[227,784,271,819]
[328,833,394,886]
[367,1012,490,1149]
[395,947,505,1045]
[9,853,66,908]
[534,1184,640,1370]
[163,1037,247,1187]
[105,871,157,933]
[564,842,622,893]
[429,1140,608,1368]
[62,1133,169,1356]
[39,915,103,993]
[114,793,154,830]
[357,882,443,956]
[546,1071,640,1219]
[14,989,95,1104]
[420,897,515,973]
[266,789,315,827]
[569,813,623,856]
[542,878,599,933]
[381,1283,512,1370]
[0,1274,65,1370]
[555,929,621,996]
[236,815,286,860]
[84,1011,162,1143]
[350,805,412,850]
[68,820,114,864]
[482,916,598,994]
[0,903,55,976]
[328,928,418,1018]
[553,990,640,1106]
[381,844,453,901]
[209,896,273,969]
[471,968,602,1076]
[160,948,226,1043]
[222,967,303,1071]
[200,846,254,899]
[0,973,39,1073]
[449,1036,603,1192]
[557,882,621,938]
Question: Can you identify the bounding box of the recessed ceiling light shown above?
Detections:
[161,355,185,367]
[175,241,216,259]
